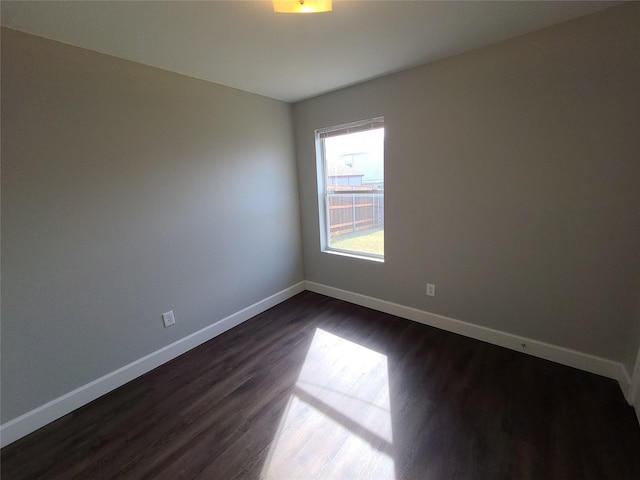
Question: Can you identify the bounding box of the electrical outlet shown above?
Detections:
[426,283,436,297]
[162,310,176,328]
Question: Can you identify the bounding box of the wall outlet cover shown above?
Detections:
[426,283,436,297]
[162,311,176,327]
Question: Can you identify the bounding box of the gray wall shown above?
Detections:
[294,4,640,371]
[1,28,303,422]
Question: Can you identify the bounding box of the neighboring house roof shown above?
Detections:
[327,162,363,177]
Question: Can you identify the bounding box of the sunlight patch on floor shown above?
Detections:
[260,328,395,479]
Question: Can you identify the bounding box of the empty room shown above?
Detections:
[2,1,639,479]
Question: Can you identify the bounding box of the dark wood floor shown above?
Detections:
[3,291,640,479]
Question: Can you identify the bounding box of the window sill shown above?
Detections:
[321,248,384,263]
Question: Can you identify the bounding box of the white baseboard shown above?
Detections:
[629,346,640,425]
[304,281,632,401]
[2,280,635,448]
[0,282,306,448]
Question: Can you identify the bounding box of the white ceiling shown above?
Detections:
[0,1,621,103]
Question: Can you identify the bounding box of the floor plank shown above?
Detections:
[2,291,640,479]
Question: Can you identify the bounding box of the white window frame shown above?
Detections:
[315,117,385,262]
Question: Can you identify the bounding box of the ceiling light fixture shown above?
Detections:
[273,0,332,14]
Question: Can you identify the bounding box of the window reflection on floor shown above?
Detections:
[260,328,395,479]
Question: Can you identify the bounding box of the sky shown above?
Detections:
[324,128,384,184]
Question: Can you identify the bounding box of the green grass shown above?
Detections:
[330,228,384,255]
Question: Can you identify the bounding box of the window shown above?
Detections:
[316,118,384,261]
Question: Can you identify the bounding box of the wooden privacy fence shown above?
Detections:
[328,192,384,237]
